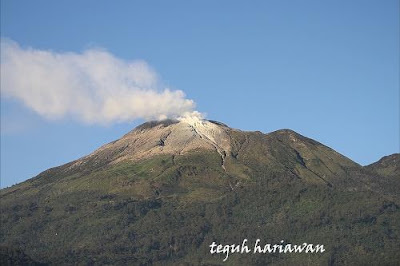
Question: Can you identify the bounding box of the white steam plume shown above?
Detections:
[1,39,197,124]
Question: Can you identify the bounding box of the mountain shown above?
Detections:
[1,119,399,265]
[365,153,400,179]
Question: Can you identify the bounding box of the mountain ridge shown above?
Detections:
[1,119,399,265]
[365,153,400,178]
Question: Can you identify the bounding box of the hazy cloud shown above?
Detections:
[1,39,196,124]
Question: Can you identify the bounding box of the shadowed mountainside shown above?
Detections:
[1,119,399,265]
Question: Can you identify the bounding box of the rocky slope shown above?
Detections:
[1,119,399,265]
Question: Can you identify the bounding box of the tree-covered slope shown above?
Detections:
[1,120,399,265]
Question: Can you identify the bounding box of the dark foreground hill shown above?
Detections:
[1,119,399,265]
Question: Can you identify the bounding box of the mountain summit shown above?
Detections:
[1,120,399,265]
[55,118,374,195]
[77,118,232,168]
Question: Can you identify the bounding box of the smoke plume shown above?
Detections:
[1,39,196,124]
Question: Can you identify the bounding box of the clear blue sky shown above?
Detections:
[1,0,399,188]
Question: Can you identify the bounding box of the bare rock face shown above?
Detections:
[70,118,234,170]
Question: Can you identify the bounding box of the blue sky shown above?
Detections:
[1,0,399,188]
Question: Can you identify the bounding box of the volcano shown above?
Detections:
[1,119,399,265]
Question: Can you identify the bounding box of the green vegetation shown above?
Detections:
[365,154,400,179]
[1,127,399,265]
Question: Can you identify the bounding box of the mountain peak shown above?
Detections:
[365,153,400,178]
[75,117,233,170]
[133,119,179,132]
[132,117,229,133]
